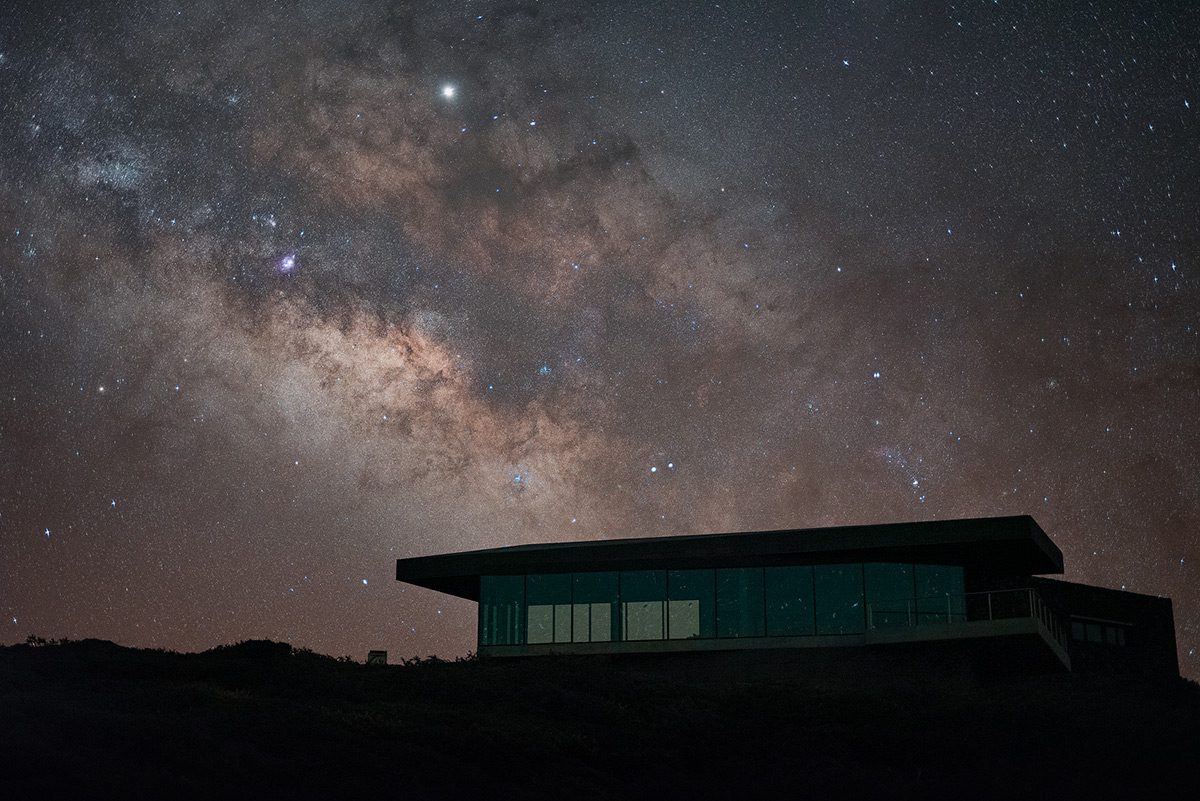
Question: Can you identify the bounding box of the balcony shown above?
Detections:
[865,587,1071,670]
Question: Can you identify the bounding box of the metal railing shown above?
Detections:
[866,588,1068,651]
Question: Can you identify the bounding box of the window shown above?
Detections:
[572,572,618,642]
[479,575,525,646]
[668,569,715,639]
[621,570,667,641]
[765,566,815,636]
[1072,619,1128,647]
[864,563,914,628]
[914,564,965,623]
[716,568,765,638]
[814,564,865,635]
[526,573,572,644]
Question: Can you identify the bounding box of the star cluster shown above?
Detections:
[0,1,1197,672]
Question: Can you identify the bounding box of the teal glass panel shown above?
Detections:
[620,570,666,640]
[864,563,914,628]
[526,573,572,644]
[479,575,525,646]
[716,568,765,638]
[915,564,966,623]
[667,569,715,640]
[814,564,865,634]
[572,572,619,642]
[765,565,815,636]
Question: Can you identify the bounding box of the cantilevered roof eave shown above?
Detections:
[395,515,1063,602]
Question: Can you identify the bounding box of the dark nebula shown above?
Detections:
[1,2,1196,673]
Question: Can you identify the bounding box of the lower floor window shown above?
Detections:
[1071,619,1127,646]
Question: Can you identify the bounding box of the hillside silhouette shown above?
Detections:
[2,637,1197,799]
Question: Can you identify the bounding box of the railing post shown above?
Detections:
[987,591,993,621]
[946,595,952,625]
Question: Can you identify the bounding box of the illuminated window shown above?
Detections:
[668,569,715,639]
[621,570,667,641]
[527,573,572,644]
[572,572,618,642]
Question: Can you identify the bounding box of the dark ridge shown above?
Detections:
[2,638,1197,800]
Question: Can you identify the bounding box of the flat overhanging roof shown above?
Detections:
[395,515,1063,601]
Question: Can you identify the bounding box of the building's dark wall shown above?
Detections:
[1031,577,1179,677]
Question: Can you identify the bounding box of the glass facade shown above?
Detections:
[621,570,667,641]
[526,573,571,644]
[478,561,965,647]
[814,564,865,635]
[572,571,619,642]
[765,566,815,636]
[864,563,914,628]
[716,568,765,638]
[479,574,524,646]
[915,564,968,623]
[668,570,715,639]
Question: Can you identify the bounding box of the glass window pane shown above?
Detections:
[1086,623,1103,643]
[1072,621,1085,641]
[915,564,965,624]
[480,575,525,646]
[864,563,914,628]
[527,574,571,644]
[668,569,715,639]
[716,568,765,638]
[527,604,553,644]
[1105,626,1118,645]
[572,603,590,643]
[814,564,865,635]
[621,571,666,641]
[590,603,612,642]
[625,602,664,640]
[554,604,572,643]
[573,572,619,642]
[765,566,814,636]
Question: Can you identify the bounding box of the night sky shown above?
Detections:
[1,1,1197,674]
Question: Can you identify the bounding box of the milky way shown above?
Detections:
[1,2,1197,673]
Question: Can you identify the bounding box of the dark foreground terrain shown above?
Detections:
[1,638,1197,799]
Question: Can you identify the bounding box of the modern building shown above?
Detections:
[395,516,1179,676]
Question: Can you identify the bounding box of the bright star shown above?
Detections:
[362,578,368,586]
[441,84,456,99]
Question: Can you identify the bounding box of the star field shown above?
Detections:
[0,1,1197,672]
